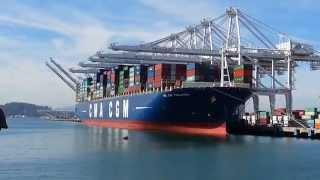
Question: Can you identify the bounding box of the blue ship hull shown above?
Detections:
[75,87,252,135]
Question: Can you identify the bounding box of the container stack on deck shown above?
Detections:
[77,62,254,99]
[117,67,129,95]
[95,70,104,99]
[301,108,318,128]
[256,111,270,126]
[233,64,252,86]
[186,63,220,82]
[126,65,147,93]
[77,77,92,101]
[147,65,155,89]
[101,69,114,97]
[74,60,264,103]
[154,64,171,88]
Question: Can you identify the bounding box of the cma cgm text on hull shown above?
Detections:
[76,87,252,136]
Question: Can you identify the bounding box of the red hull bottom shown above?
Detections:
[82,120,227,138]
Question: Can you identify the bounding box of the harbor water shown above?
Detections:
[1,118,320,180]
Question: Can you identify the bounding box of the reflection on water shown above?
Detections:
[77,126,231,152]
[1,118,320,180]
[80,127,129,152]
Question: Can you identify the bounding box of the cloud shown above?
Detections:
[0,1,182,107]
[139,0,223,23]
[0,57,75,107]
[1,0,319,109]
[0,5,115,59]
[0,4,112,106]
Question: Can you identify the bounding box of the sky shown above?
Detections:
[0,0,320,109]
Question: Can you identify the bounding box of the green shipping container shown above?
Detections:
[233,64,253,71]
[305,107,317,113]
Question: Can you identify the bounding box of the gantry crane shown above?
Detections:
[66,7,320,118]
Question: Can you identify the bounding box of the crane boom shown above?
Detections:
[78,62,119,69]
[69,68,100,74]
[46,62,76,92]
[89,56,189,65]
[50,58,78,84]
[97,52,207,63]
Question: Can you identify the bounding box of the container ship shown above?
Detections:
[46,7,320,138]
[74,63,253,137]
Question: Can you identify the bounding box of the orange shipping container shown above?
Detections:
[233,69,252,78]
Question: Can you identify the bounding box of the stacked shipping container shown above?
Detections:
[302,108,318,128]
[147,64,186,89]
[77,77,92,101]
[100,69,115,97]
[126,65,147,93]
[147,65,155,89]
[292,110,304,119]
[154,64,172,88]
[233,64,252,85]
[186,63,219,82]
[257,111,270,126]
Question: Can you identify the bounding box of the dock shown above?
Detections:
[230,124,320,139]
[50,118,81,123]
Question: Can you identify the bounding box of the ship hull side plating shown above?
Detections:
[76,87,252,136]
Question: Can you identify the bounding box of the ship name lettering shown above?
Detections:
[99,102,103,118]
[115,100,120,118]
[89,104,92,118]
[123,99,129,118]
[93,103,98,118]
[108,102,113,118]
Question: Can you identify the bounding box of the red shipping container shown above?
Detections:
[176,65,186,76]
[155,64,170,70]
[155,64,171,77]
[274,108,286,116]
[186,70,196,77]
[175,80,183,87]
[147,78,154,82]
[257,118,269,125]
[233,69,252,78]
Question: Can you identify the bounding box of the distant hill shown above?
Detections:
[1,102,51,117]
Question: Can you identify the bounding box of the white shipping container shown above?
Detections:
[305,112,316,116]
[186,76,195,81]
[246,116,251,125]
[301,115,312,119]
[272,119,278,125]
[272,116,278,125]
[251,115,256,125]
